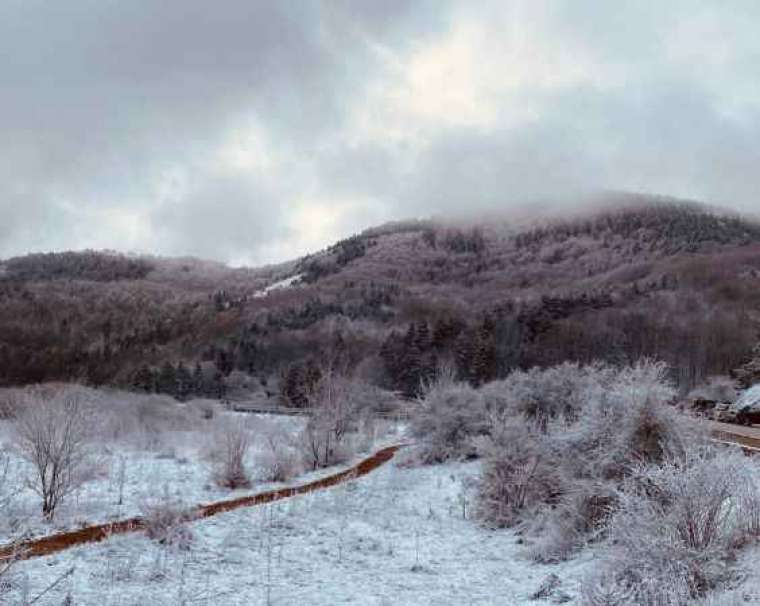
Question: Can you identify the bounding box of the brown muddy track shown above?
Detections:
[0,444,404,563]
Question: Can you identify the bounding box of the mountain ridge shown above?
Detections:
[2,194,759,399]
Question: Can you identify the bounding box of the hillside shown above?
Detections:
[2,194,760,397]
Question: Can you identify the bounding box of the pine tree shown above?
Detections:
[472,317,497,386]
[455,330,476,384]
[156,361,177,396]
[280,364,308,408]
[175,362,192,401]
[414,320,432,351]
[131,364,155,393]
[192,362,205,396]
[732,343,760,389]
[211,371,226,400]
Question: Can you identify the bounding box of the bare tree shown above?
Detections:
[14,387,92,519]
[215,421,251,489]
[0,450,24,594]
[301,368,358,470]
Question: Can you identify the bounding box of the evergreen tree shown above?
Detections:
[472,316,497,386]
[156,361,177,396]
[175,361,192,401]
[455,330,476,384]
[280,364,308,408]
[732,343,760,389]
[211,371,226,400]
[400,339,422,397]
[214,347,234,377]
[192,362,205,396]
[131,364,155,393]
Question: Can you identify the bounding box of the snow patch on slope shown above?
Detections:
[252,273,302,298]
[733,385,760,413]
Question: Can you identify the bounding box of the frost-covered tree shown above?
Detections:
[14,387,93,519]
[300,370,359,469]
[215,420,251,489]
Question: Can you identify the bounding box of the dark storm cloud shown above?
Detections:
[2,1,760,264]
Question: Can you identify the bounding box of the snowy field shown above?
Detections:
[6,368,760,605]
[0,408,400,545]
[3,458,599,605]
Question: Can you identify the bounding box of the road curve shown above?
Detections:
[2,424,757,564]
[0,444,405,563]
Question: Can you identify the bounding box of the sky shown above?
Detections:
[3,1,760,266]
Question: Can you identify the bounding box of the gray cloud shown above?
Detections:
[2,1,760,264]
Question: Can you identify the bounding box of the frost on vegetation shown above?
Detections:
[581,448,760,605]
[407,375,489,465]
[298,371,365,470]
[212,419,251,489]
[255,420,302,482]
[12,385,97,519]
[140,484,193,550]
[469,358,760,603]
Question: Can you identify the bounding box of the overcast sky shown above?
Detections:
[3,1,760,266]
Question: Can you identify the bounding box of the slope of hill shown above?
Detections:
[2,194,760,397]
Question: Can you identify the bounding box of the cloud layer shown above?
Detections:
[3,1,760,265]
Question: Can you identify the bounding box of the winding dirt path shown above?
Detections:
[0,444,404,563]
[2,422,757,564]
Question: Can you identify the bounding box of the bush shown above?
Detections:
[255,422,302,482]
[214,421,251,489]
[475,416,560,529]
[582,446,760,605]
[299,371,359,470]
[477,360,698,561]
[140,486,193,550]
[481,361,617,425]
[408,377,489,464]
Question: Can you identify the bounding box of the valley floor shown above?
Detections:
[5,458,597,605]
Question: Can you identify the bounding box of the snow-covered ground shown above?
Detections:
[733,384,760,413]
[0,411,400,545]
[5,402,760,605]
[4,458,597,605]
[252,274,302,298]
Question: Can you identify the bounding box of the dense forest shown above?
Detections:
[2,196,760,400]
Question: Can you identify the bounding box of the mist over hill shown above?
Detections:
[2,194,760,399]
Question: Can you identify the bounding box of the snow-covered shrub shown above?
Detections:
[140,486,193,550]
[481,362,617,426]
[299,371,359,470]
[475,415,560,528]
[582,446,760,605]
[477,360,699,562]
[408,378,488,465]
[13,385,95,519]
[526,479,618,563]
[214,420,251,489]
[0,388,24,419]
[256,422,302,482]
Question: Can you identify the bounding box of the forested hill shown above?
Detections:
[3,194,760,400]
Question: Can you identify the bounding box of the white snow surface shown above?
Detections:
[0,413,318,543]
[4,457,597,605]
[733,385,760,412]
[253,274,302,298]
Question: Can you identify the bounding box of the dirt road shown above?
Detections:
[0,444,404,563]
[2,421,759,564]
